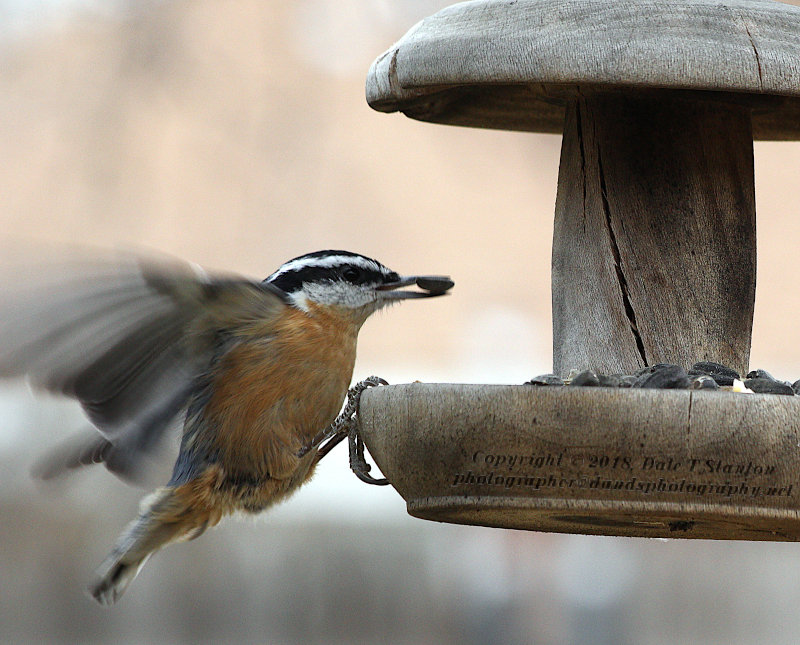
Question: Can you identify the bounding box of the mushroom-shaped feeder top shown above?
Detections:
[367,0,800,140]
[370,0,800,378]
[360,0,800,541]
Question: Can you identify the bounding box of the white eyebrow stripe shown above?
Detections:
[269,254,385,279]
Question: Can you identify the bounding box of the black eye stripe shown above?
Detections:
[266,263,390,293]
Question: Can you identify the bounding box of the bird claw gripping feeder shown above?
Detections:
[358,0,800,540]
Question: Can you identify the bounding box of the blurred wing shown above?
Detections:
[0,250,289,480]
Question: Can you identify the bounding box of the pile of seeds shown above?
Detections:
[526,361,800,395]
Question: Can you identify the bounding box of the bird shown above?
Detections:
[0,248,453,605]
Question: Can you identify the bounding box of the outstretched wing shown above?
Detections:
[0,249,289,480]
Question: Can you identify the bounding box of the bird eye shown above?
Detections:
[341,267,362,282]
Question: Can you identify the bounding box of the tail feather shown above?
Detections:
[88,487,214,605]
[89,554,152,606]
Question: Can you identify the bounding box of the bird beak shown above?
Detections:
[376,275,454,299]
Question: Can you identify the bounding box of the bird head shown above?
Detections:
[265,250,453,322]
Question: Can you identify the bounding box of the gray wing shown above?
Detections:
[0,250,289,481]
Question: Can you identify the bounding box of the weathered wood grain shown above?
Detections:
[359,383,800,540]
[367,0,800,140]
[552,92,757,377]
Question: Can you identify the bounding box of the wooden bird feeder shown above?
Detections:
[358,0,800,540]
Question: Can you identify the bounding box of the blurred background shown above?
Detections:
[1,0,800,643]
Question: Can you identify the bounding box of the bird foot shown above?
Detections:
[297,376,390,485]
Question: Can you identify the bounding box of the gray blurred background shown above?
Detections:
[2,1,800,643]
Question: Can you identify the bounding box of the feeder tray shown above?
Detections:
[359,384,800,541]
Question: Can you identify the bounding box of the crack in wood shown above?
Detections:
[740,15,763,91]
[595,142,648,366]
[575,102,588,236]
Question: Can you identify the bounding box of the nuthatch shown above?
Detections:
[0,249,453,604]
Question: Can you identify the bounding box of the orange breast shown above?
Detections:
[202,304,359,480]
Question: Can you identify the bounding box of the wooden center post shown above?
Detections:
[552,91,756,377]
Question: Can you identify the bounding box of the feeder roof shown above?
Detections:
[366,0,800,140]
